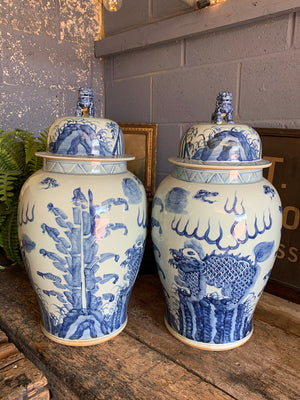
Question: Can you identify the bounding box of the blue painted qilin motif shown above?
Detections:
[21,187,142,341]
[167,239,274,344]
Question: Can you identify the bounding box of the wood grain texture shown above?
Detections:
[126,275,300,400]
[0,265,299,400]
[255,292,300,337]
[0,358,49,400]
[0,327,49,400]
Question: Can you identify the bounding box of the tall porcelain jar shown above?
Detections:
[151,92,282,350]
[18,88,147,346]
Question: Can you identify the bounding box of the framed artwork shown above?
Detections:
[255,127,300,303]
[119,123,158,201]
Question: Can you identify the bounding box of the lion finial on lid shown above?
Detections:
[211,91,234,125]
[75,87,95,117]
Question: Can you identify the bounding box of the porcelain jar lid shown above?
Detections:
[36,88,134,162]
[169,91,271,170]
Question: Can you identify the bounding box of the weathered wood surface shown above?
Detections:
[0,327,49,400]
[0,265,299,400]
[255,291,300,337]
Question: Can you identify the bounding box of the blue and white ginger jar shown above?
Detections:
[18,89,147,346]
[151,92,282,350]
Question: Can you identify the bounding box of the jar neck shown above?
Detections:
[43,158,127,175]
[172,165,263,184]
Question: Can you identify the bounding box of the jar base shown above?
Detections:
[41,319,127,346]
[165,317,253,351]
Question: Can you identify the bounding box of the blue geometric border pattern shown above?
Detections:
[45,159,127,175]
[172,166,262,184]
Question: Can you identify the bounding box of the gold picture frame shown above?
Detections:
[119,123,158,201]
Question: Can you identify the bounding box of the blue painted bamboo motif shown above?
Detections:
[20,186,144,341]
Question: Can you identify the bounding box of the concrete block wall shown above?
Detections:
[0,0,104,135]
[104,0,191,35]
[104,9,300,185]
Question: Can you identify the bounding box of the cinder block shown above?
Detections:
[294,12,300,49]
[104,57,114,83]
[152,0,189,19]
[104,0,149,36]
[156,124,182,174]
[240,50,300,121]
[114,42,182,79]
[0,0,59,37]
[186,15,289,66]
[152,63,238,123]
[105,77,151,122]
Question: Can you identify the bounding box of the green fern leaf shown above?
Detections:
[24,136,38,164]
[0,128,48,265]
[0,202,9,225]
[0,131,26,172]
[0,149,22,173]
[0,173,20,207]
[0,205,22,265]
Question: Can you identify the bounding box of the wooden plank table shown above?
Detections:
[0,328,49,399]
[0,265,299,400]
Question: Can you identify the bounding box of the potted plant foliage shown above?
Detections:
[0,129,47,266]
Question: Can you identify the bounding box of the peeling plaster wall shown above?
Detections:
[0,0,104,134]
[103,4,300,185]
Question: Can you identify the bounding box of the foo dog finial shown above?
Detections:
[75,87,95,117]
[211,91,234,124]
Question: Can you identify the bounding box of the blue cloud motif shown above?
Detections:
[165,187,190,214]
[254,241,274,263]
[122,178,142,204]
[21,234,36,253]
